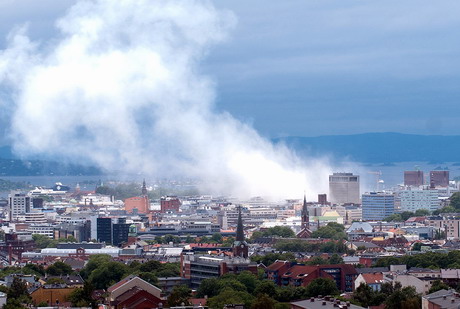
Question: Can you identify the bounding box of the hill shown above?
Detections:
[273,132,460,163]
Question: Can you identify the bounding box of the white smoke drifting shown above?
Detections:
[0,0,334,200]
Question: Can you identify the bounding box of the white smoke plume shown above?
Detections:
[0,0,334,200]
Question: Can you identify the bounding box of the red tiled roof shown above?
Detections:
[362,273,384,284]
[266,260,289,271]
[281,265,318,279]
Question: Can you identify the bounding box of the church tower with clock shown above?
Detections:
[232,206,249,258]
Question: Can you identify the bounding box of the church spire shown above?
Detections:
[301,192,309,229]
[236,206,245,241]
[233,205,248,258]
[142,179,147,196]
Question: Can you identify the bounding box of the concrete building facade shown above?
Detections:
[399,189,440,212]
[329,173,360,204]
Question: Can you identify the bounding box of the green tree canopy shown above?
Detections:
[304,278,339,297]
[311,223,347,240]
[167,285,192,307]
[46,261,73,276]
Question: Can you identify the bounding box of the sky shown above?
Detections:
[1,0,460,140]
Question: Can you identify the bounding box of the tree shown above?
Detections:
[167,285,192,307]
[384,283,420,309]
[251,293,276,309]
[384,214,403,222]
[80,254,112,279]
[251,252,295,266]
[414,209,430,216]
[217,279,247,293]
[450,192,460,209]
[88,261,128,289]
[196,278,220,298]
[428,280,450,294]
[139,260,162,272]
[311,223,347,240]
[138,272,158,286]
[7,277,30,299]
[307,256,327,265]
[352,284,375,307]
[207,288,254,309]
[412,243,422,251]
[254,281,277,297]
[237,271,260,294]
[329,254,344,264]
[304,278,339,297]
[23,263,45,276]
[5,277,31,309]
[46,261,73,275]
[211,233,223,243]
[262,226,295,238]
[45,278,66,285]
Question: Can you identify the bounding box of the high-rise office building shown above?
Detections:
[404,171,424,187]
[362,192,395,221]
[96,217,112,244]
[8,191,31,221]
[96,217,129,246]
[329,173,360,204]
[430,171,449,188]
[399,189,440,212]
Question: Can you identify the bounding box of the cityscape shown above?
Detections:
[1,1,460,309]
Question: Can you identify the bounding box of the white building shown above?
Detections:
[8,191,31,222]
[399,189,440,212]
[28,224,55,238]
[329,173,360,204]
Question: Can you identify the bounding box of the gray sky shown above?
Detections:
[2,0,460,139]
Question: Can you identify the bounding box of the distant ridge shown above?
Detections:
[0,146,101,176]
[273,132,460,163]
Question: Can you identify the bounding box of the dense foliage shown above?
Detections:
[194,271,339,309]
[311,223,347,240]
[374,251,460,269]
[250,226,296,240]
[32,234,78,249]
[274,239,349,253]
[352,282,420,309]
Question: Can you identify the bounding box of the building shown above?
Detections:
[112,218,130,246]
[422,289,460,309]
[233,206,249,258]
[426,215,460,240]
[430,171,449,188]
[124,180,149,214]
[404,171,424,187]
[399,189,440,212]
[180,207,256,288]
[106,276,163,309]
[329,173,360,204]
[292,297,366,309]
[8,191,31,221]
[269,262,357,292]
[355,273,384,291]
[31,286,76,306]
[96,217,129,246]
[180,254,258,289]
[362,192,395,221]
[124,196,149,214]
[0,232,35,260]
[297,194,312,238]
[318,194,328,205]
[160,196,181,213]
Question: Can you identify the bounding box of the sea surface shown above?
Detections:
[0,161,459,198]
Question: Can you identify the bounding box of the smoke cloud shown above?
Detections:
[0,0,334,200]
